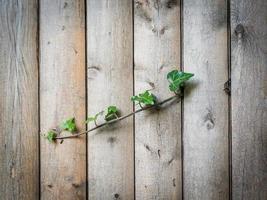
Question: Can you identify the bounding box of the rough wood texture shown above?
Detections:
[231,0,267,199]
[0,0,39,199]
[183,1,229,199]
[40,0,86,199]
[87,0,134,199]
[134,0,181,199]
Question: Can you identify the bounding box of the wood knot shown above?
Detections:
[235,24,244,38]
[107,137,117,147]
[168,157,174,165]
[107,137,116,143]
[172,178,176,187]
[88,65,101,71]
[203,108,215,130]
[63,2,68,9]
[166,0,178,9]
[72,183,80,188]
[224,79,231,95]
[157,149,161,158]
[144,144,151,151]
[88,65,101,80]
[114,193,119,199]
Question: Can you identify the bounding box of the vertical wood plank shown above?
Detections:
[40,0,86,199]
[87,0,134,199]
[231,0,267,199]
[0,0,39,199]
[134,0,181,199]
[183,1,229,199]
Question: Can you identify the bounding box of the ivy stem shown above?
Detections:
[94,120,97,127]
[55,94,180,140]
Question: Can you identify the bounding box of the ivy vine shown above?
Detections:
[44,70,194,142]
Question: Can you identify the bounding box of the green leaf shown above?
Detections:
[95,111,104,118]
[60,117,77,132]
[85,111,104,124]
[167,70,194,93]
[85,117,96,124]
[107,106,117,113]
[131,90,156,106]
[46,130,57,143]
[105,106,119,121]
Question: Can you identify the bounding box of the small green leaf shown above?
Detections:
[131,90,156,106]
[60,117,77,132]
[85,111,104,125]
[107,106,117,113]
[167,70,194,93]
[46,130,57,143]
[95,111,104,119]
[85,117,96,124]
[105,106,119,121]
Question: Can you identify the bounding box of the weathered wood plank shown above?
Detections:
[183,1,229,199]
[40,1,86,199]
[134,0,181,199]
[87,0,134,199]
[231,0,267,199]
[0,0,39,199]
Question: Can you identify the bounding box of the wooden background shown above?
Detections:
[0,0,266,199]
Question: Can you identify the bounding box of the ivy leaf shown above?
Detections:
[131,90,156,106]
[46,130,57,143]
[85,117,96,124]
[105,106,119,121]
[167,70,194,93]
[85,111,104,125]
[60,117,76,132]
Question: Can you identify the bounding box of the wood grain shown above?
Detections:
[231,0,267,199]
[0,0,39,199]
[134,0,181,199]
[183,0,229,199]
[40,0,86,199]
[87,0,134,199]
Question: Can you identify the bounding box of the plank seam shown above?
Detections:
[132,1,136,199]
[227,0,232,199]
[37,0,41,198]
[85,0,89,199]
[180,0,184,199]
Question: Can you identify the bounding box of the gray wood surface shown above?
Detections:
[40,0,86,199]
[231,0,267,199]
[183,0,229,199]
[134,0,182,199]
[1,1,267,199]
[0,0,39,199]
[87,0,134,199]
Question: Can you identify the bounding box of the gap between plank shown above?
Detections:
[227,0,233,199]
[84,0,89,199]
[180,0,185,199]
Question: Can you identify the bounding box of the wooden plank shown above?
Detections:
[87,0,134,199]
[231,0,267,199]
[0,0,39,199]
[183,1,229,199]
[40,1,86,199]
[134,0,181,199]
